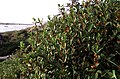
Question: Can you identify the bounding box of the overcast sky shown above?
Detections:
[0,0,82,23]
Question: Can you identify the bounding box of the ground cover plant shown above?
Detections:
[0,0,120,78]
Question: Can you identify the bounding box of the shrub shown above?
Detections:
[16,0,120,78]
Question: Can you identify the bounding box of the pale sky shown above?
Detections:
[0,0,82,23]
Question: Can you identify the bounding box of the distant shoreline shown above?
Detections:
[0,22,33,25]
[0,24,33,33]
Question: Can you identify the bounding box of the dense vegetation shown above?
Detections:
[0,0,120,78]
[0,29,29,56]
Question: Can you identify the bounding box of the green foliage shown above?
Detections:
[0,29,30,78]
[0,0,120,78]
[0,29,29,56]
[18,0,120,78]
[0,57,21,78]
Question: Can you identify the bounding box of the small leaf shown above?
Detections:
[112,70,117,79]
[58,4,60,7]
[88,24,94,32]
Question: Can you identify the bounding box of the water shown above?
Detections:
[0,25,33,33]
